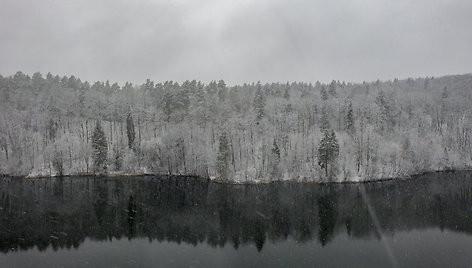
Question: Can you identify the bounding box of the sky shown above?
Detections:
[1,0,471,86]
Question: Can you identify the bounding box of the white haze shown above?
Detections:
[1,0,472,85]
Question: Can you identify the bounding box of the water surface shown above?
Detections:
[1,172,472,267]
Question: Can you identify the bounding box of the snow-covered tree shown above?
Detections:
[126,112,136,150]
[216,131,230,181]
[269,139,281,179]
[346,102,354,135]
[329,80,337,96]
[92,121,108,173]
[1,70,471,182]
[318,129,339,177]
[320,85,328,101]
[254,82,265,122]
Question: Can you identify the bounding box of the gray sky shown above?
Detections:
[1,0,471,85]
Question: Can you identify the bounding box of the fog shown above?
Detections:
[1,0,471,85]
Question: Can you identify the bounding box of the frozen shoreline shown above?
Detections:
[2,168,470,185]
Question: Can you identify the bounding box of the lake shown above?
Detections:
[1,172,472,267]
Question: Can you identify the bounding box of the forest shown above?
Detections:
[0,71,471,182]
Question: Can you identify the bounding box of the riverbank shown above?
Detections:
[2,168,471,185]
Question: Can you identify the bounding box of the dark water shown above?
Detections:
[1,172,472,267]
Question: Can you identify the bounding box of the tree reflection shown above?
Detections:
[1,172,472,253]
[318,192,337,246]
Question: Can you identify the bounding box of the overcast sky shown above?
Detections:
[1,0,471,85]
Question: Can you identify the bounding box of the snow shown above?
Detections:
[1,72,472,183]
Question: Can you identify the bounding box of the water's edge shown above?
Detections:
[1,168,469,184]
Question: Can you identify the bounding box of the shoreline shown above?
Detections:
[1,168,470,185]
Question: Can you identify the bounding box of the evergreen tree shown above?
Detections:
[193,82,206,106]
[318,129,339,177]
[32,72,45,90]
[329,80,337,96]
[92,120,108,173]
[346,102,354,135]
[162,84,174,122]
[283,84,290,100]
[217,80,227,102]
[216,132,230,181]
[254,82,265,122]
[191,82,208,126]
[320,105,330,133]
[47,118,57,141]
[113,139,125,170]
[207,81,218,96]
[270,139,281,179]
[376,91,394,133]
[320,85,328,101]
[52,149,64,177]
[126,112,136,150]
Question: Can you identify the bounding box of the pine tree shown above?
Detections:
[217,80,227,102]
[320,85,328,101]
[126,112,136,150]
[52,149,64,177]
[216,132,230,181]
[318,129,339,178]
[113,139,125,170]
[254,82,265,122]
[270,139,281,179]
[283,84,290,100]
[47,118,57,141]
[320,105,330,133]
[92,120,108,173]
[346,102,354,135]
[376,91,394,133]
[162,84,174,122]
[329,80,337,96]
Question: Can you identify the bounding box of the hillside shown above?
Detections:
[1,72,471,182]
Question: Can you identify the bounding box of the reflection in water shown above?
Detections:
[1,172,472,254]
